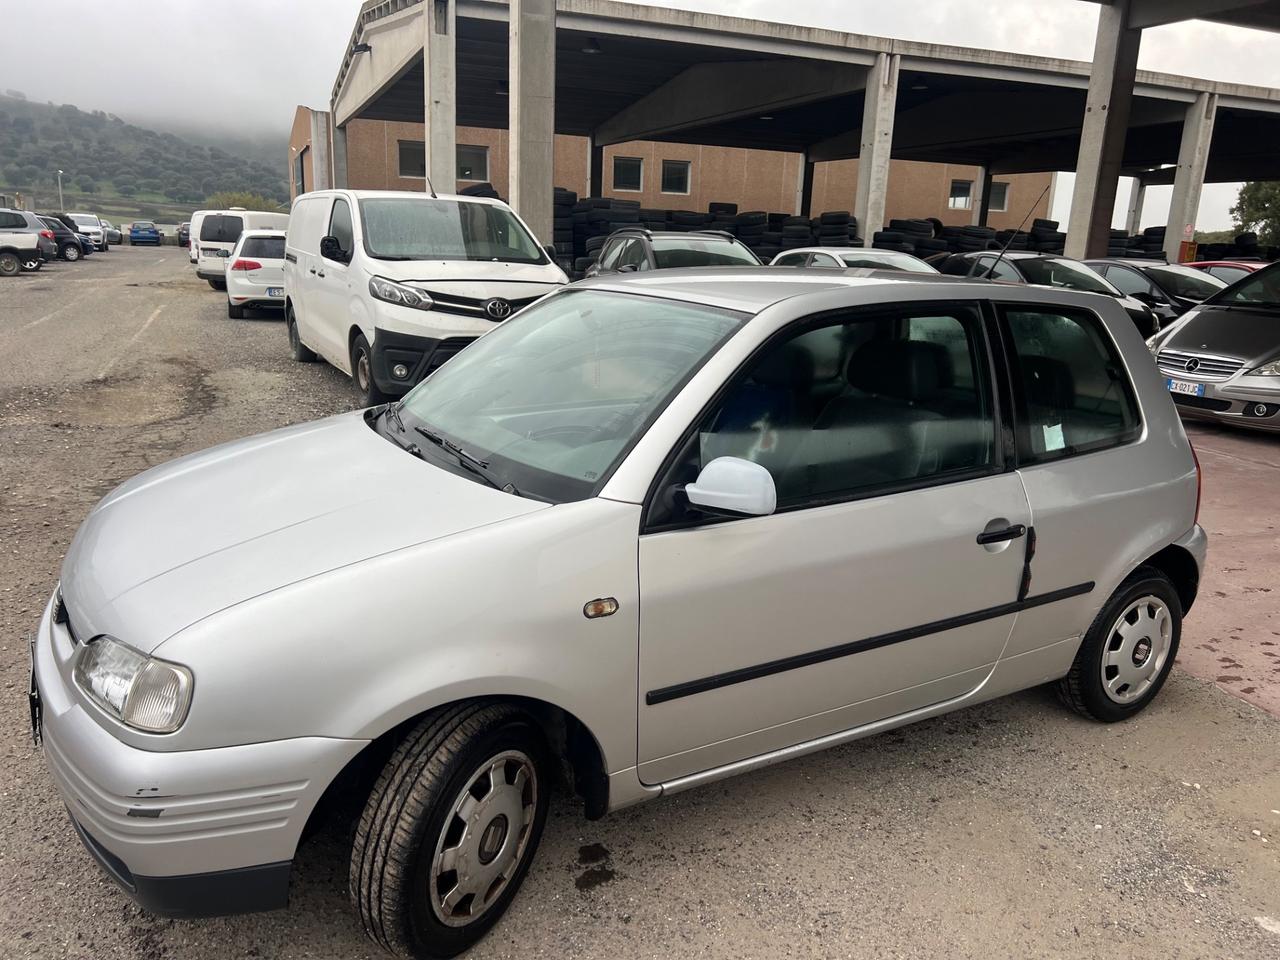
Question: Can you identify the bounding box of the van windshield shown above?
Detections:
[201,215,244,244]
[359,197,547,264]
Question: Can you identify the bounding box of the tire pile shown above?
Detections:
[552,188,576,274]
[1102,225,1167,260]
[874,218,950,256]
[570,196,640,277]
[1190,231,1277,263]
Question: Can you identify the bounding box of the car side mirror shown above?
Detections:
[617,263,638,273]
[1132,291,1162,307]
[543,243,557,260]
[685,457,777,517]
[320,235,348,263]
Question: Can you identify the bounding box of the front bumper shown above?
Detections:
[30,593,366,917]
[1165,374,1280,433]
[371,327,477,396]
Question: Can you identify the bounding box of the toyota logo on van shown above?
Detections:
[483,298,513,321]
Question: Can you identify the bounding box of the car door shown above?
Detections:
[636,299,1031,784]
[1105,264,1178,323]
[310,196,355,369]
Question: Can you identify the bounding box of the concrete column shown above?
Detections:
[588,137,604,197]
[423,0,457,190]
[509,0,556,241]
[972,166,994,227]
[853,52,899,242]
[310,111,332,191]
[1124,177,1146,235]
[1064,0,1141,259]
[1164,92,1217,263]
[796,152,815,217]
[331,124,349,189]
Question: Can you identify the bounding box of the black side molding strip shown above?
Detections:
[644,581,1095,706]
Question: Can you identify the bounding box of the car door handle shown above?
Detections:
[976,522,1026,545]
[317,270,325,278]
[309,267,316,275]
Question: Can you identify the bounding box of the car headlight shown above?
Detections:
[1252,358,1280,377]
[370,276,434,311]
[73,636,193,733]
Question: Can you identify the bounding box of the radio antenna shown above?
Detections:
[986,181,1053,279]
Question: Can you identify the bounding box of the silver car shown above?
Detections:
[1148,260,1280,432]
[31,269,1205,958]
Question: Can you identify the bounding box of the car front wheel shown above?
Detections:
[1058,566,1181,722]
[351,333,393,406]
[62,243,81,262]
[350,703,551,959]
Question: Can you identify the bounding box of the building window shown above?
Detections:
[457,144,488,181]
[661,159,691,194]
[294,147,308,195]
[613,156,643,192]
[398,140,427,179]
[989,181,1009,212]
[948,179,973,210]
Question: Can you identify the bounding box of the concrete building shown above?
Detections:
[314,0,1280,260]
[288,107,1054,230]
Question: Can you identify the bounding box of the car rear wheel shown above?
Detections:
[351,333,392,406]
[207,278,226,291]
[1058,566,1181,722]
[61,243,81,262]
[350,703,551,959]
[227,302,245,319]
[0,252,20,277]
[21,257,41,272]
[286,308,317,362]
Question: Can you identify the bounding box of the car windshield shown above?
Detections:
[359,197,546,263]
[240,236,286,259]
[397,289,746,502]
[839,251,937,273]
[1206,261,1280,309]
[70,215,98,227]
[651,238,760,268]
[1143,264,1225,301]
[1016,257,1116,295]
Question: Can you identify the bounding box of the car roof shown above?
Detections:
[1084,257,1170,268]
[576,267,1107,314]
[780,246,928,259]
[1185,259,1264,268]
[304,189,509,209]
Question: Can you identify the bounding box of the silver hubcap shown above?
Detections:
[1101,595,1173,704]
[356,351,370,391]
[429,750,537,928]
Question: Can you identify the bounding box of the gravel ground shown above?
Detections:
[1,250,1278,959]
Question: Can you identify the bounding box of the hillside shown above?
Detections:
[0,93,287,218]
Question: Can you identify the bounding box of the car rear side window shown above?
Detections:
[0,212,26,228]
[241,236,286,259]
[200,215,244,243]
[1000,306,1140,464]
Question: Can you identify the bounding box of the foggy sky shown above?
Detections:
[4,0,1278,229]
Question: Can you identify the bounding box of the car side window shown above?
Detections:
[1001,306,1141,464]
[775,253,808,267]
[328,199,354,258]
[0,212,26,229]
[616,238,648,271]
[987,258,1022,282]
[1210,266,1246,284]
[811,253,841,268]
[1107,266,1155,298]
[654,304,998,522]
[597,239,625,271]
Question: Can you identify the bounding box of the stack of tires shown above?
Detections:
[812,211,856,247]
[552,188,576,263]
[708,202,738,234]
[570,198,639,277]
[1029,218,1066,254]
[1106,229,1131,257]
[780,216,813,250]
[934,224,997,254]
[459,182,502,200]
[733,210,769,259]
[639,208,668,232]
[669,210,712,232]
[885,218,943,256]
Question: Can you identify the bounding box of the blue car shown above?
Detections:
[128,221,162,245]
[75,233,95,257]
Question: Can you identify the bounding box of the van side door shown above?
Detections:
[310,197,358,371]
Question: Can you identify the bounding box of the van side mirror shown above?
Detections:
[543,243,557,261]
[685,457,777,517]
[320,235,348,263]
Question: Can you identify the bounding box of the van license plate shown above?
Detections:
[1167,379,1205,397]
[267,287,283,297]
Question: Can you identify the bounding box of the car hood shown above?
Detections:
[1161,305,1280,364]
[60,412,547,653]
[371,256,568,290]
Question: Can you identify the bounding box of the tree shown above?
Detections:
[203,190,283,212]
[1230,181,1280,246]
[116,180,137,197]
[76,175,97,194]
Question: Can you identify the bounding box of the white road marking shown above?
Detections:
[96,304,166,379]
[154,258,167,264]
[22,293,89,330]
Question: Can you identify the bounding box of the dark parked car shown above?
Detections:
[1084,258,1227,325]
[585,228,760,278]
[930,250,1161,337]
[100,219,123,245]
[0,207,58,268]
[129,220,163,245]
[178,221,190,247]
[38,215,93,262]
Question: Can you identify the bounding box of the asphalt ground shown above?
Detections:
[1,249,1277,959]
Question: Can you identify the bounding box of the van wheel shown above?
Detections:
[208,278,226,291]
[61,243,81,262]
[1057,566,1181,723]
[287,309,317,362]
[0,252,20,277]
[350,703,550,959]
[228,302,245,319]
[351,333,393,406]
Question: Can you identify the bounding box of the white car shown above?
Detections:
[284,189,568,405]
[66,212,107,251]
[772,246,939,273]
[226,230,287,318]
[196,209,290,290]
[188,209,213,264]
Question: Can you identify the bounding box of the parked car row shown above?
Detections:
[0,206,120,273]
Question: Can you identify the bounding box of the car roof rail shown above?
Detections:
[691,229,737,241]
[609,226,651,238]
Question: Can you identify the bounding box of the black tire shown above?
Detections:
[1058,567,1181,723]
[21,257,41,272]
[227,301,245,319]
[286,308,317,362]
[61,243,81,262]
[0,252,20,277]
[351,332,393,406]
[207,277,226,291]
[350,703,551,959]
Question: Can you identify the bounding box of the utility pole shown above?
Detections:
[56,169,65,210]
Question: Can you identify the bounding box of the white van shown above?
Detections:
[187,209,213,264]
[284,189,568,404]
[196,209,290,290]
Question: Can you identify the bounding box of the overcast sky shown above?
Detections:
[5,0,1278,229]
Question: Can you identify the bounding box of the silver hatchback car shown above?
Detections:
[32,270,1205,958]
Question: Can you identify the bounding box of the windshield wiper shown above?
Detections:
[382,400,405,433]
[414,425,516,494]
